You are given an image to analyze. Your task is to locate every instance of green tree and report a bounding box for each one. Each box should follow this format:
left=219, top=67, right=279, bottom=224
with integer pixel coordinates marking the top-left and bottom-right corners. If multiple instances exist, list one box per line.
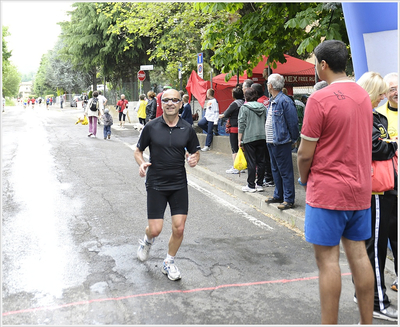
left=3, top=63, right=21, bottom=97
left=102, top=2, right=216, bottom=86
left=59, top=2, right=148, bottom=91
left=2, top=26, right=21, bottom=97
left=194, top=2, right=349, bottom=80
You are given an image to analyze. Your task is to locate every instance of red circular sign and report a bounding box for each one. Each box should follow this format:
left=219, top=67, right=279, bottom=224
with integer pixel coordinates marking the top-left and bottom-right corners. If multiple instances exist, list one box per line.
left=137, top=70, right=146, bottom=82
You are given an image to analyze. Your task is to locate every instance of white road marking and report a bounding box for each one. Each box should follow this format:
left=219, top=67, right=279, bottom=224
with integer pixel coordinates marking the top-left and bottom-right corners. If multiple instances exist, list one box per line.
left=188, top=180, right=274, bottom=231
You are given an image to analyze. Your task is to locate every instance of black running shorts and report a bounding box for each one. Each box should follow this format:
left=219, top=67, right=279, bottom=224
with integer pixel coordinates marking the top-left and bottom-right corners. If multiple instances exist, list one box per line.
left=147, top=186, right=188, bottom=219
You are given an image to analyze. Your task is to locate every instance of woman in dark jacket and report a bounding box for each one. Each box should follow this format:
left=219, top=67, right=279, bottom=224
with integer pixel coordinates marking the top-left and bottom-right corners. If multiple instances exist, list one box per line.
left=145, top=91, right=157, bottom=123
left=219, top=86, right=244, bottom=174
left=357, top=71, right=398, bottom=320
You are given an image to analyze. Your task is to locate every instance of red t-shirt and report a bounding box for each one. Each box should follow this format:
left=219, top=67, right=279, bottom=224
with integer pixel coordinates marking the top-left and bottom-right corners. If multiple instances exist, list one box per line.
left=301, top=81, right=372, bottom=210
left=117, top=99, right=128, bottom=112
left=156, top=92, right=163, bottom=117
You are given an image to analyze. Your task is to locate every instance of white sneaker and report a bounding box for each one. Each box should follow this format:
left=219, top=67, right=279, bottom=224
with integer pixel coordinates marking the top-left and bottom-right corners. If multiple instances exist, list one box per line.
left=161, top=261, right=181, bottom=281
left=201, top=146, right=210, bottom=152
left=242, top=185, right=256, bottom=193
left=256, top=185, right=264, bottom=192
left=226, top=167, right=239, bottom=174
left=137, top=239, right=152, bottom=262
left=373, top=306, right=398, bottom=322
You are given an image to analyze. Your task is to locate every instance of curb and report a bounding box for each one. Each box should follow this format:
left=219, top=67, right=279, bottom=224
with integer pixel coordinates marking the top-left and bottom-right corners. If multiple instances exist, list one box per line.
left=187, top=161, right=306, bottom=234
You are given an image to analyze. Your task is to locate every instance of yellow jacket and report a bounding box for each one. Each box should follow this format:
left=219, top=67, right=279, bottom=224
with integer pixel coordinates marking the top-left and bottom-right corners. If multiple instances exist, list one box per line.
left=137, top=100, right=147, bottom=119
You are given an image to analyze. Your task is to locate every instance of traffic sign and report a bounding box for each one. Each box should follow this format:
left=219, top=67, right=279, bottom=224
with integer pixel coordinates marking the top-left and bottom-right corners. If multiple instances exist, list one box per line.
left=137, top=70, right=146, bottom=82
left=197, top=64, right=203, bottom=79
left=140, top=65, right=154, bottom=70
left=197, top=53, right=203, bottom=64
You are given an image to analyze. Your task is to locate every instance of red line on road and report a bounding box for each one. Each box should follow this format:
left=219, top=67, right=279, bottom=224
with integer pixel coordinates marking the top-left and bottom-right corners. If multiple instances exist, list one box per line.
left=3, top=273, right=351, bottom=317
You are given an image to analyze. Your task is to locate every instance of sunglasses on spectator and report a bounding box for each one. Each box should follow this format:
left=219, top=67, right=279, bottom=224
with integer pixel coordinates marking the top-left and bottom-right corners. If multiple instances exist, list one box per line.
left=161, top=98, right=181, bottom=103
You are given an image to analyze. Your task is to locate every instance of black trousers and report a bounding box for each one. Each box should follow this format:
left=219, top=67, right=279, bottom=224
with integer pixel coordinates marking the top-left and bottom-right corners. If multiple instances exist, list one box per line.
left=365, top=194, right=398, bottom=311
left=243, top=139, right=266, bottom=188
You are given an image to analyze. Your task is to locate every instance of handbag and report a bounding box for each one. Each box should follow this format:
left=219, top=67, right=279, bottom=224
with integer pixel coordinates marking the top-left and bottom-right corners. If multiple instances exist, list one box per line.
left=123, top=108, right=128, bottom=115
left=371, top=152, right=397, bottom=192
left=234, top=147, right=247, bottom=171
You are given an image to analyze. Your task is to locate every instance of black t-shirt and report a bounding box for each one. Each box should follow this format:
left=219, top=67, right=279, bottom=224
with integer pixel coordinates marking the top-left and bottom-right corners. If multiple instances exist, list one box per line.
left=137, top=116, right=200, bottom=190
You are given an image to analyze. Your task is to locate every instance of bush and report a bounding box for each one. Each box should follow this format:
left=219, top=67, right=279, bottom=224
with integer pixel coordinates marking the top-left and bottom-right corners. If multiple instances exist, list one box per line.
left=5, top=98, right=16, bottom=106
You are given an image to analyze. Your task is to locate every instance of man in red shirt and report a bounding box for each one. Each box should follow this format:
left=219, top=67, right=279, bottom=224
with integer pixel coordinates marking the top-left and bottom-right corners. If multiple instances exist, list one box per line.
left=156, top=85, right=172, bottom=117
left=116, top=94, right=129, bottom=128
left=297, top=40, right=374, bottom=324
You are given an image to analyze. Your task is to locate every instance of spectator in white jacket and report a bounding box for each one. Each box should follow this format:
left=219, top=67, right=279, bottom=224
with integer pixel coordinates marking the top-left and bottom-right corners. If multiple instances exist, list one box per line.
left=198, top=88, right=219, bottom=151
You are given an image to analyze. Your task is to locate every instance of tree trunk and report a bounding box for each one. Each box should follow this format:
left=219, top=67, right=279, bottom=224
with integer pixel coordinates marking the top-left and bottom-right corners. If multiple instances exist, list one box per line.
left=91, top=68, right=97, bottom=92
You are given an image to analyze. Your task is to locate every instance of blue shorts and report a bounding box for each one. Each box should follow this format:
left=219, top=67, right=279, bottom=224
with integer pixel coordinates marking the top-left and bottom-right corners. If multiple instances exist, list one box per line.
left=304, top=204, right=371, bottom=246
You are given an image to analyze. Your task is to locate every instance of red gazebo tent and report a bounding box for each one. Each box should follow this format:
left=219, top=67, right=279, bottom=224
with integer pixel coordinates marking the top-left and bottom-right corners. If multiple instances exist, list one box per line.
left=186, top=54, right=316, bottom=113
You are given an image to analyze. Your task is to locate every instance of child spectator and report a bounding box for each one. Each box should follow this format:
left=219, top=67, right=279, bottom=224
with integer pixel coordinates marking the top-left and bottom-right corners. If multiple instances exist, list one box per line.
left=102, top=108, right=113, bottom=139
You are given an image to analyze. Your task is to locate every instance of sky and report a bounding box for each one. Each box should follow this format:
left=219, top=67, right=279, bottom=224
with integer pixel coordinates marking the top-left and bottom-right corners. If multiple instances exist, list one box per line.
left=1, top=1, right=74, bottom=75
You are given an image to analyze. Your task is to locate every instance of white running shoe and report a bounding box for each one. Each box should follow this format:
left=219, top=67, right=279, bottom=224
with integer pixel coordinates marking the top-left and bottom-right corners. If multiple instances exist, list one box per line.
left=226, top=167, right=239, bottom=174
left=161, top=261, right=181, bottom=281
left=137, top=239, right=152, bottom=262
left=373, top=306, right=398, bottom=322
left=256, top=185, right=264, bottom=192
left=242, top=185, right=256, bottom=193
left=201, top=146, right=210, bottom=152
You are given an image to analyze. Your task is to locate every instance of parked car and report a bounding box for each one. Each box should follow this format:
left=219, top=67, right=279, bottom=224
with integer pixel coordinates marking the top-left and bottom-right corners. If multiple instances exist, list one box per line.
left=70, top=96, right=81, bottom=107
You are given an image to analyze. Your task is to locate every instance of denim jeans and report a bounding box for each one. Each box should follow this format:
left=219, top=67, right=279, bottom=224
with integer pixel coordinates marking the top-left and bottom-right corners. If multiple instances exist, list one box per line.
left=198, top=117, right=214, bottom=147
left=103, top=125, right=111, bottom=138
left=267, top=142, right=295, bottom=203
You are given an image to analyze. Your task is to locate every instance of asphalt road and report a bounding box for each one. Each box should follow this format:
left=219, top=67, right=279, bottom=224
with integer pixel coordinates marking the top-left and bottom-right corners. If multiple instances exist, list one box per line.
left=2, top=105, right=397, bottom=325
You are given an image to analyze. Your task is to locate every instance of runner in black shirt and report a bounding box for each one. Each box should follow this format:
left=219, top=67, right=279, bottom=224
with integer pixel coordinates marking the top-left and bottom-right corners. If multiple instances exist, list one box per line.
left=134, top=88, right=200, bottom=281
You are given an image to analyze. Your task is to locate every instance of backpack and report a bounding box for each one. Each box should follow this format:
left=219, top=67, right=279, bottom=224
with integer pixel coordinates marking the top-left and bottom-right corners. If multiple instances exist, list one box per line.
left=90, top=97, right=99, bottom=111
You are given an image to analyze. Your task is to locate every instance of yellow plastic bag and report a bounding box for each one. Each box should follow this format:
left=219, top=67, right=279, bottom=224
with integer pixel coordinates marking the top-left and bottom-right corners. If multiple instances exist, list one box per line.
left=234, top=147, right=247, bottom=171
left=75, top=115, right=88, bottom=125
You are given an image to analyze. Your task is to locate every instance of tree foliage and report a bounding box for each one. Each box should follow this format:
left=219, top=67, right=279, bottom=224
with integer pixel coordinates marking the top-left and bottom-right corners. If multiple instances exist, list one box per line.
left=102, top=2, right=215, bottom=86
left=2, top=26, right=21, bottom=97
left=33, top=39, right=92, bottom=97
left=59, top=2, right=149, bottom=89
left=35, top=2, right=351, bottom=97
left=194, top=2, right=349, bottom=80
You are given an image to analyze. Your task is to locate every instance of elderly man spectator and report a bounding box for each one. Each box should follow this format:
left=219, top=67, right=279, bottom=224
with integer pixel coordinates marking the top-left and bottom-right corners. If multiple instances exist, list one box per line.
left=264, top=74, right=299, bottom=210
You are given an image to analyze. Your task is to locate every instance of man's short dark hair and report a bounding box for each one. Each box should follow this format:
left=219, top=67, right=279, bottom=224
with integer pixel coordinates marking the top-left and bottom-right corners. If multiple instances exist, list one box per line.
left=251, top=83, right=264, bottom=98
left=232, top=87, right=244, bottom=100
left=314, top=40, right=348, bottom=74
left=93, top=91, right=99, bottom=97
left=244, top=88, right=258, bottom=102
